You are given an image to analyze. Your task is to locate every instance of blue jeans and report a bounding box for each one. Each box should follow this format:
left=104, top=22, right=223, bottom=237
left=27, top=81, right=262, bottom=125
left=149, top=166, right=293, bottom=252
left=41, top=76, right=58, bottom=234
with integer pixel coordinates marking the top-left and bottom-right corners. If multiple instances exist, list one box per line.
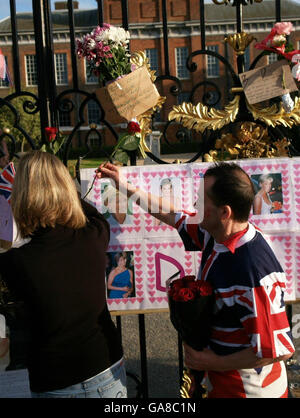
left=31, top=358, right=127, bottom=398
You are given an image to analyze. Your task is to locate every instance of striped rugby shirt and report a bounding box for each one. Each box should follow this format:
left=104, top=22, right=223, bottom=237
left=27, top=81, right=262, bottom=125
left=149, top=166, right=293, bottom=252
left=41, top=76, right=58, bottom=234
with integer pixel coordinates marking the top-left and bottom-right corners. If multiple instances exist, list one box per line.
left=175, top=212, right=295, bottom=398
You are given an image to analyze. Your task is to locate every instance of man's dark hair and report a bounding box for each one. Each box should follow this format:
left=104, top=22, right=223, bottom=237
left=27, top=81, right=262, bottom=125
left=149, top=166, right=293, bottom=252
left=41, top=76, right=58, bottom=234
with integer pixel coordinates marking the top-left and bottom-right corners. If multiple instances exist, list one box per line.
left=204, top=162, right=255, bottom=222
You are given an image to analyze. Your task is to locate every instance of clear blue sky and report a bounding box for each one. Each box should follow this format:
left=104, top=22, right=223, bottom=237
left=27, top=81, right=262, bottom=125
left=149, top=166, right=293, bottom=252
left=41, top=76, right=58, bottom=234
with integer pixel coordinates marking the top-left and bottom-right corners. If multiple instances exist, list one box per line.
left=0, top=0, right=300, bottom=22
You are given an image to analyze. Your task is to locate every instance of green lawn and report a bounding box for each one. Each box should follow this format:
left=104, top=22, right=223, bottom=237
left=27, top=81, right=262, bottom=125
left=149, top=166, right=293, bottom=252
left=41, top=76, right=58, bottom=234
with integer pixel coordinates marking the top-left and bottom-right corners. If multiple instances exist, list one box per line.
left=67, top=158, right=107, bottom=177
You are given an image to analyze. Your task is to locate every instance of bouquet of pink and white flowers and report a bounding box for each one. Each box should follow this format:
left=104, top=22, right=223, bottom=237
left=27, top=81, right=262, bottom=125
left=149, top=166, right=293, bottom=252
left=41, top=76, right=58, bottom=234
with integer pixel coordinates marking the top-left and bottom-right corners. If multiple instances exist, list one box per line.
left=76, top=24, right=132, bottom=85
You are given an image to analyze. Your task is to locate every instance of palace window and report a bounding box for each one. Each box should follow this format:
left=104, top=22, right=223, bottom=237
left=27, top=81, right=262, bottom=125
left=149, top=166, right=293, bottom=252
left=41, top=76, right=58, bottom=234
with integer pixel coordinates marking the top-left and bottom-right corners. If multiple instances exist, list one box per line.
left=88, top=100, right=101, bottom=125
left=175, top=47, right=189, bottom=79
left=206, top=45, right=219, bottom=78
left=25, top=55, right=38, bottom=86
left=58, top=110, right=71, bottom=127
left=55, top=53, right=68, bottom=85
left=85, top=59, right=98, bottom=84
left=268, top=53, right=278, bottom=65
left=145, top=48, right=159, bottom=75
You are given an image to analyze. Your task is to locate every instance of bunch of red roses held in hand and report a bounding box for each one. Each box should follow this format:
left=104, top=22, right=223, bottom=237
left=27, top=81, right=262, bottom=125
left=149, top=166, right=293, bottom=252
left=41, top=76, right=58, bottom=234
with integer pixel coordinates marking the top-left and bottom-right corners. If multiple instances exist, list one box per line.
left=168, top=276, right=213, bottom=302
left=167, top=275, right=214, bottom=398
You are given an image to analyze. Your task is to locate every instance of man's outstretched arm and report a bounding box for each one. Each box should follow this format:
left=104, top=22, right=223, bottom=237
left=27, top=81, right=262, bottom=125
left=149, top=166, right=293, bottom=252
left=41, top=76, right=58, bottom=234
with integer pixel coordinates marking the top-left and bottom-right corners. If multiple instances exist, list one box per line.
left=96, top=163, right=177, bottom=227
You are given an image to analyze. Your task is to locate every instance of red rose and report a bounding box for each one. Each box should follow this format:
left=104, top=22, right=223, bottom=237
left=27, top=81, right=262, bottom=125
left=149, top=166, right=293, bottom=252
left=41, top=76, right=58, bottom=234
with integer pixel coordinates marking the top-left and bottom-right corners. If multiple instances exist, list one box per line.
left=178, top=288, right=195, bottom=301
left=127, top=121, right=141, bottom=134
left=172, top=279, right=184, bottom=290
left=171, top=290, right=182, bottom=301
left=197, top=280, right=213, bottom=297
left=45, top=127, right=58, bottom=142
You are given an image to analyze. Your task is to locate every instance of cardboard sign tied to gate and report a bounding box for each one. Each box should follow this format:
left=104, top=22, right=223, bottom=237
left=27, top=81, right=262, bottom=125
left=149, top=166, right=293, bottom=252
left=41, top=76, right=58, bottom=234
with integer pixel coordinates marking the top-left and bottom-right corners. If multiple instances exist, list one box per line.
left=99, top=65, right=160, bottom=123
left=239, top=60, right=298, bottom=104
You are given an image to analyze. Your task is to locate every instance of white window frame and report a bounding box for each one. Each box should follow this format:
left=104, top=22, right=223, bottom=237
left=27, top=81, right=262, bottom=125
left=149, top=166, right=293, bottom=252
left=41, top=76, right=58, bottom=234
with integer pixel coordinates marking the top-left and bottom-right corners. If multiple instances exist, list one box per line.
left=87, top=100, right=101, bottom=125
left=55, top=53, right=68, bottom=86
left=58, top=109, right=71, bottom=127
left=25, top=54, right=38, bottom=86
left=145, top=48, right=159, bottom=75
left=268, top=53, right=278, bottom=65
left=206, top=45, right=219, bottom=78
left=175, top=47, right=189, bottom=80
left=85, top=59, right=98, bottom=84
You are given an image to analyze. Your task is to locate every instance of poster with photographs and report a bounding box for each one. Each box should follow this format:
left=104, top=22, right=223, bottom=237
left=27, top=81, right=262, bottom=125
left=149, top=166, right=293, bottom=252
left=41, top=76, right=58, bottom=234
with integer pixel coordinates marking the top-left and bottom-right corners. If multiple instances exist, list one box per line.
left=80, top=157, right=300, bottom=310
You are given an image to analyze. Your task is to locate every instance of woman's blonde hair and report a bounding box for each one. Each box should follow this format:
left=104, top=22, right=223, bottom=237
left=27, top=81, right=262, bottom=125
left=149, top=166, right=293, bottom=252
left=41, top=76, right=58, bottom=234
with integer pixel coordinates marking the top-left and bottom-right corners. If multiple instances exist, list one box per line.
left=11, top=150, right=87, bottom=237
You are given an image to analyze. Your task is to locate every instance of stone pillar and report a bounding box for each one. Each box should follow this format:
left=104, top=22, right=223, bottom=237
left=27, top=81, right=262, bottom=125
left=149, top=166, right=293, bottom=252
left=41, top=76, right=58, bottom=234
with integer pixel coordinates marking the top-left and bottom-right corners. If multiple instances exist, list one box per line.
left=143, top=131, right=162, bottom=165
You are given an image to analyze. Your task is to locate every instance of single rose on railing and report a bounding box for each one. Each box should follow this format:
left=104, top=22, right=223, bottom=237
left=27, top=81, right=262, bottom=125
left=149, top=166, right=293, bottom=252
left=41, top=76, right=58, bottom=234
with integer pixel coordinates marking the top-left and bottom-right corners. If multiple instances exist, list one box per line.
left=110, top=120, right=143, bottom=165
left=166, top=274, right=214, bottom=399
left=45, top=127, right=58, bottom=142
left=127, top=121, right=141, bottom=134
left=40, top=127, right=65, bottom=155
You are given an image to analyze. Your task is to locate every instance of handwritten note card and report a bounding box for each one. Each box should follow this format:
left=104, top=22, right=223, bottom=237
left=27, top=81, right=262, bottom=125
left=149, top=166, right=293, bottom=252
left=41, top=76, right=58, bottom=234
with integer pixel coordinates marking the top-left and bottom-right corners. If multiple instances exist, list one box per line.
left=239, top=60, right=298, bottom=104
left=99, top=65, right=160, bottom=122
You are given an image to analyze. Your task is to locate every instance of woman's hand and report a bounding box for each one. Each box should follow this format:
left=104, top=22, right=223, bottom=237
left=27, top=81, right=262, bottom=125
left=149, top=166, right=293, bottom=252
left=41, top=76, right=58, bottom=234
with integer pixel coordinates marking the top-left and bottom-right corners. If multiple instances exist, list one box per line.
left=96, top=163, right=123, bottom=189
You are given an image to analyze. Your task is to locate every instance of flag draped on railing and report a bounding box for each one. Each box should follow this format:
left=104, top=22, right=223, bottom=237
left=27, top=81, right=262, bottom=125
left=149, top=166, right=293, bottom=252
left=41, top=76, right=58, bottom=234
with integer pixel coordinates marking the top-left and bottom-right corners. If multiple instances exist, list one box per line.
left=0, top=162, right=15, bottom=203
left=0, top=48, right=12, bottom=85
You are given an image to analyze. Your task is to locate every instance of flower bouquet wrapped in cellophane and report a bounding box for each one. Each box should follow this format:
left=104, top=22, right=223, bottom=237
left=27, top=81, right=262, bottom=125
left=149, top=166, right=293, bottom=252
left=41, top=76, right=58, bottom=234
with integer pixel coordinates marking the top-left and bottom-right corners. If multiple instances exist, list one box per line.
left=166, top=274, right=214, bottom=398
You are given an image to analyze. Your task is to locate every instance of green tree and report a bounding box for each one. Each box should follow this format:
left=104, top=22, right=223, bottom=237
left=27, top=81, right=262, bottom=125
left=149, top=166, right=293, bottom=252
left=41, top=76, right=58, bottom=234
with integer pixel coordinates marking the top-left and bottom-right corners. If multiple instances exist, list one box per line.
left=0, top=90, right=41, bottom=152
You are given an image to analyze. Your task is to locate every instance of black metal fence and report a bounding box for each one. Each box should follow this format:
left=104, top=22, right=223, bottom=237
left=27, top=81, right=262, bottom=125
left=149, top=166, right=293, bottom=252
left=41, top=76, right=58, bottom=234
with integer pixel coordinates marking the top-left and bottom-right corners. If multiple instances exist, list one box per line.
left=0, top=0, right=297, bottom=398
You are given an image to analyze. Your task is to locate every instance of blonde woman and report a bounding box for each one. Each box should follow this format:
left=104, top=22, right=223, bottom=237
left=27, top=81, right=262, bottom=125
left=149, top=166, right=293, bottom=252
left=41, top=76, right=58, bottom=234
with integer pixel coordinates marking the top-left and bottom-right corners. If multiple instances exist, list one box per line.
left=253, top=174, right=273, bottom=215
left=0, top=151, right=126, bottom=398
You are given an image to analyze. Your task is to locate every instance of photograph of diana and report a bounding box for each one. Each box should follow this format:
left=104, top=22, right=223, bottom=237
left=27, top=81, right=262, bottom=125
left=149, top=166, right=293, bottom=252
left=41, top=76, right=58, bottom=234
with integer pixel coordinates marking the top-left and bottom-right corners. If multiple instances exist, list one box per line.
left=153, top=177, right=181, bottom=226
left=106, top=251, right=135, bottom=299
left=101, top=182, right=133, bottom=226
left=251, top=173, right=283, bottom=215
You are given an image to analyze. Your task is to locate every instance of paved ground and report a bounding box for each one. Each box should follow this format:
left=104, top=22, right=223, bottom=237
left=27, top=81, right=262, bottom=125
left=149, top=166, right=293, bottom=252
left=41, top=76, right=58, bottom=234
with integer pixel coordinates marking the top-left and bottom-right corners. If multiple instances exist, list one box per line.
left=113, top=311, right=181, bottom=398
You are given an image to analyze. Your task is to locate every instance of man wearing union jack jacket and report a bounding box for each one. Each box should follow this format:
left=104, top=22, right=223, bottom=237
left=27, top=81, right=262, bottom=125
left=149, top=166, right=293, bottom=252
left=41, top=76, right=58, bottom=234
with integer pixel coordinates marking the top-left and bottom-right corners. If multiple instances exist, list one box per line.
left=97, top=161, right=295, bottom=398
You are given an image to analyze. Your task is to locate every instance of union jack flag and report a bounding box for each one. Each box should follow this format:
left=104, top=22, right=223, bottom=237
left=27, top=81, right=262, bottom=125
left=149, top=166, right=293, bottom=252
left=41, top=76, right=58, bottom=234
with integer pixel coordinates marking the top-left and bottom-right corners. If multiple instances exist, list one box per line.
left=0, top=48, right=12, bottom=86
left=0, top=162, right=15, bottom=203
